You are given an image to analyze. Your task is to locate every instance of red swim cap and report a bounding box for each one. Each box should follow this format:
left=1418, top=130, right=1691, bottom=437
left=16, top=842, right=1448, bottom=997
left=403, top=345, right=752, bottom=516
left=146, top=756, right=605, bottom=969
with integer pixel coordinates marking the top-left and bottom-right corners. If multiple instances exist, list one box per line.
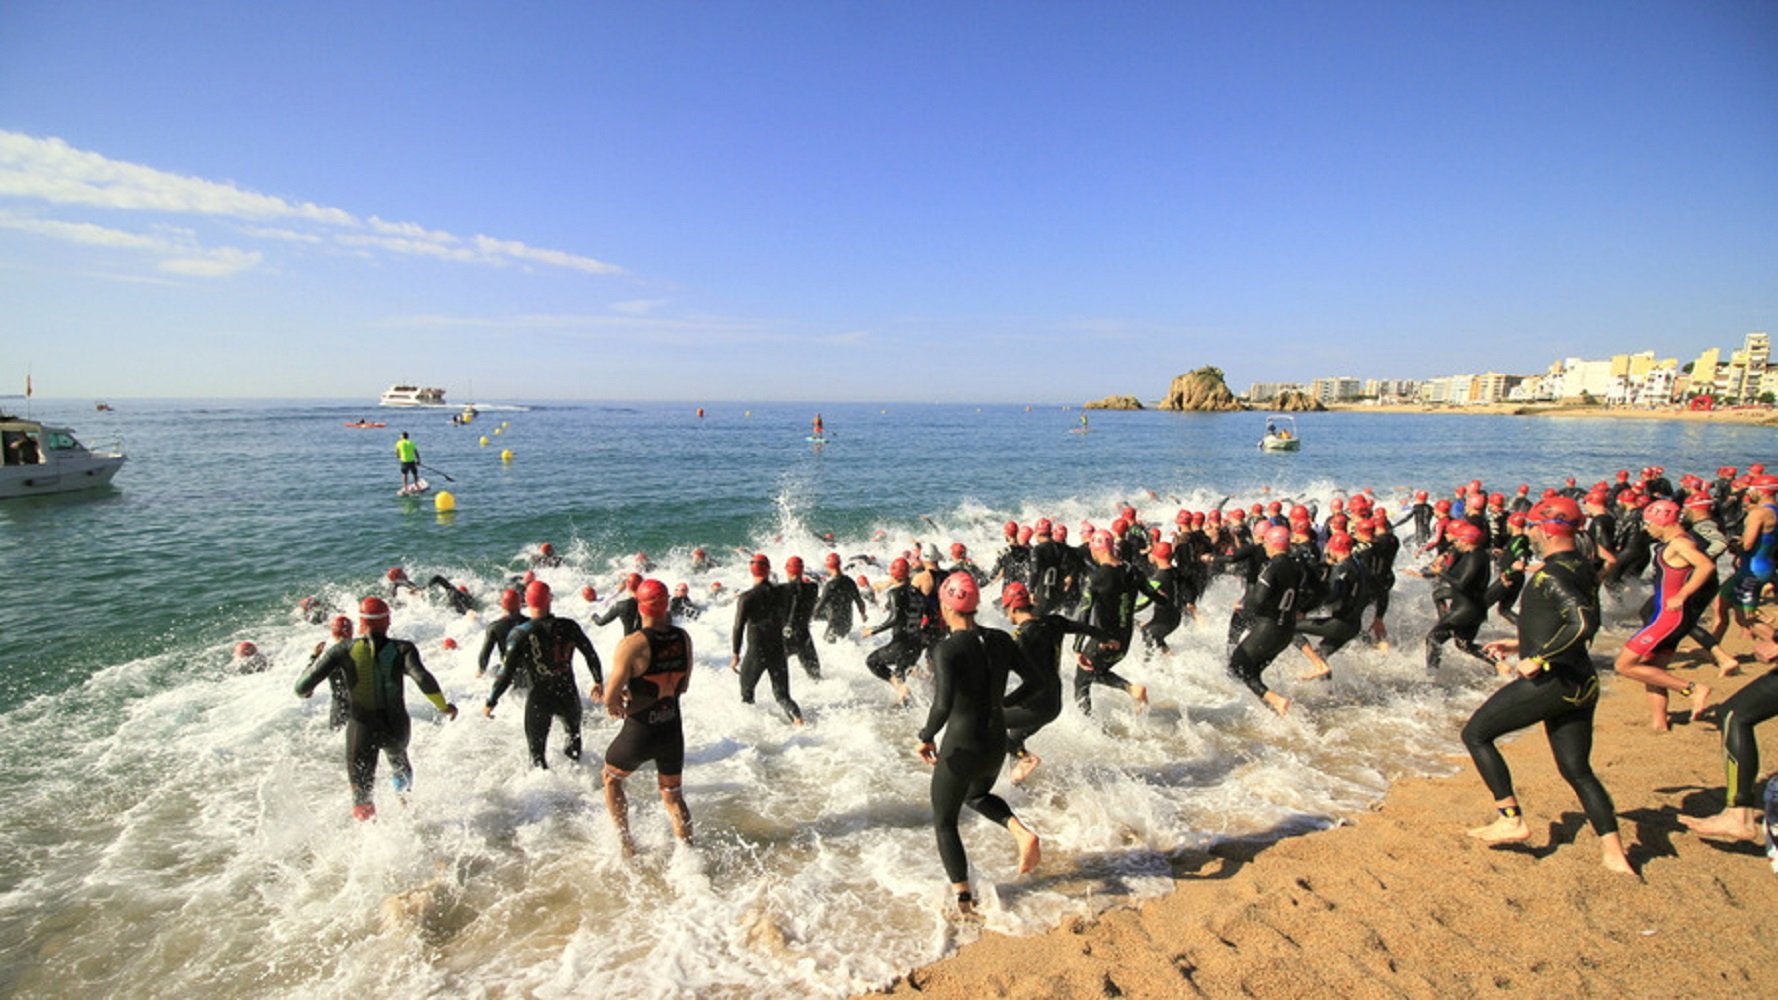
left=234, top=641, right=257, bottom=657
left=1089, top=530, right=1115, bottom=554
left=1414, top=490, right=1429, bottom=501
left=1507, top=512, right=1528, bottom=528
left=1000, top=581, right=1033, bottom=610
left=1352, top=519, right=1375, bottom=537
left=625, top=573, right=643, bottom=593
left=785, top=556, right=804, bottom=578
left=441, top=637, right=458, bottom=650
left=1434, top=499, right=1452, bottom=513
left=1262, top=525, right=1291, bottom=550
left=525, top=580, right=552, bottom=610
left=1120, top=505, right=1137, bottom=523
left=825, top=552, right=842, bottom=569
left=359, top=596, right=391, bottom=629
left=1528, top=497, right=1584, bottom=536
left=1151, top=542, right=1174, bottom=562
left=674, top=582, right=690, bottom=596
left=1684, top=493, right=1714, bottom=511
left=1449, top=522, right=1484, bottom=546
left=1052, top=524, right=1068, bottom=541
left=1326, top=532, right=1353, bottom=555
left=386, top=567, right=406, bottom=582
left=540, top=542, right=555, bottom=556
left=1003, top=520, right=1019, bottom=537
left=636, top=579, right=669, bottom=618
left=500, top=588, right=522, bottom=613
left=889, top=557, right=910, bottom=581
left=1330, top=497, right=1345, bottom=512
left=857, top=574, right=870, bottom=587
left=1111, top=517, right=1130, bottom=536
left=1018, top=526, right=1034, bottom=544
left=330, top=615, right=352, bottom=640
left=1644, top=500, right=1680, bottom=527
left=750, top=554, right=771, bottom=579
left=950, top=542, right=966, bottom=559
left=938, top=572, right=980, bottom=613
left=1034, top=518, right=1052, bottom=536
left=579, top=585, right=596, bottom=602
left=522, top=570, right=537, bottom=586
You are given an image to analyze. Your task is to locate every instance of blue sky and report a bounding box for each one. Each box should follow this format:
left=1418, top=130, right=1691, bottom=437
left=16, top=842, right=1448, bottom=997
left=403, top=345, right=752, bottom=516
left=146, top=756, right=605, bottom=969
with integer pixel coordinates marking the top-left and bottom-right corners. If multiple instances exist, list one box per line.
left=1, top=1, right=1774, bottom=402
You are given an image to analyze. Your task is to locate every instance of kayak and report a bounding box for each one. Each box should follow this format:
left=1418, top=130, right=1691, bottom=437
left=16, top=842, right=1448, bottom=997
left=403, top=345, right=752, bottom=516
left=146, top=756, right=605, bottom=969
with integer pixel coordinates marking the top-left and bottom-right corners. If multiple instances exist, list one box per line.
left=345, top=421, right=387, bottom=428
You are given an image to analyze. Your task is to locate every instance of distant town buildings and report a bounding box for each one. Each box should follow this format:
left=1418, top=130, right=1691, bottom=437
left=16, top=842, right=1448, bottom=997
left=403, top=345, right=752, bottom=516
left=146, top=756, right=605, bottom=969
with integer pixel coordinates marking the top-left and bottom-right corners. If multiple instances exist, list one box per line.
left=1248, top=331, right=1770, bottom=409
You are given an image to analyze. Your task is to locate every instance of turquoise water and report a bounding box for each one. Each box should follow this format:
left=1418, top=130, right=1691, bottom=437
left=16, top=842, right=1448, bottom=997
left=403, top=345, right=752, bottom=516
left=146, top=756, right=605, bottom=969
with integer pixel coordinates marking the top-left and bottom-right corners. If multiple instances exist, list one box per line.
left=0, top=399, right=1769, bottom=998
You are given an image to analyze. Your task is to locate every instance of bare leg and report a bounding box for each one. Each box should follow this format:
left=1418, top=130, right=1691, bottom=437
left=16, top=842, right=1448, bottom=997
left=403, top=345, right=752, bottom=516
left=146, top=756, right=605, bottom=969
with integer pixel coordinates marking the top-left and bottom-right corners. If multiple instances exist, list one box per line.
left=1262, top=690, right=1291, bottom=716
left=1297, top=642, right=1331, bottom=681
left=1129, top=683, right=1149, bottom=712
left=658, top=777, right=692, bottom=844
left=1008, top=816, right=1041, bottom=874
left=602, top=766, right=637, bottom=858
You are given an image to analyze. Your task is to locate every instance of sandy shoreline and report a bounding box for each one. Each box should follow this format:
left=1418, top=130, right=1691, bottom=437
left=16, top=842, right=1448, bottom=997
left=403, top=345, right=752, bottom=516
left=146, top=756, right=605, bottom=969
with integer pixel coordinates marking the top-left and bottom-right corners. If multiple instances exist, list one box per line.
left=867, top=639, right=1778, bottom=999
left=1323, top=401, right=1778, bottom=425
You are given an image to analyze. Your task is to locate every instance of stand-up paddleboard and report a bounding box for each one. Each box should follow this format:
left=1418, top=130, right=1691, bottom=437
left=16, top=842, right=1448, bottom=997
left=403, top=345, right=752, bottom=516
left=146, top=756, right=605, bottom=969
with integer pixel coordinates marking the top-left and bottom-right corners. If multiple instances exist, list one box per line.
left=396, top=478, right=430, bottom=497
left=805, top=436, right=828, bottom=444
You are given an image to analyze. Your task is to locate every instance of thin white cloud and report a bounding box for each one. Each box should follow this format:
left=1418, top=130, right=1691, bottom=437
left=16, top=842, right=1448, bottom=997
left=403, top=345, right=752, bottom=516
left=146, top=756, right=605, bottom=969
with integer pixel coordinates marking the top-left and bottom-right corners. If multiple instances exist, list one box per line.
left=0, top=129, right=626, bottom=279
left=0, top=211, right=261, bottom=278
left=158, top=247, right=262, bottom=278
left=612, top=299, right=669, bottom=316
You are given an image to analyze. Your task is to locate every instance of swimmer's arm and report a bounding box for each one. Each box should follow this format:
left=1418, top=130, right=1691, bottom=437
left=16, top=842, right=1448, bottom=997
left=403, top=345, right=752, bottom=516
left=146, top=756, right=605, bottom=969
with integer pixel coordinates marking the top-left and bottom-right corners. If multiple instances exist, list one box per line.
left=403, top=645, right=457, bottom=718
left=916, top=651, right=953, bottom=746
left=476, top=625, right=501, bottom=676
left=1001, top=634, right=1042, bottom=708
left=604, top=634, right=643, bottom=718
left=294, top=642, right=347, bottom=697
left=570, top=621, right=604, bottom=688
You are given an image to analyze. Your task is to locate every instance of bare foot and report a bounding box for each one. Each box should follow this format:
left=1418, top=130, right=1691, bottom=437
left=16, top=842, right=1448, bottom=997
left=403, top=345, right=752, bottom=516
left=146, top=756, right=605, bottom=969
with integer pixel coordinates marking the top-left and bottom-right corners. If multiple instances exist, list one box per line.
left=1298, top=665, right=1331, bottom=682
left=1262, top=691, right=1291, bottom=716
left=1754, top=637, right=1778, bottom=663
left=1467, top=814, right=1531, bottom=844
left=1602, top=851, right=1635, bottom=876
left=1679, top=812, right=1762, bottom=842
left=1690, top=684, right=1713, bottom=721
left=1375, top=640, right=1391, bottom=654
left=1010, top=753, right=1041, bottom=785
left=1129, top=684, right=1149, bottom=713
left=891, top=680, right=910, bottom=705
left=1714, top=650, right=1743, bottom=676
left=1010, top=820, right=1041, bottom=874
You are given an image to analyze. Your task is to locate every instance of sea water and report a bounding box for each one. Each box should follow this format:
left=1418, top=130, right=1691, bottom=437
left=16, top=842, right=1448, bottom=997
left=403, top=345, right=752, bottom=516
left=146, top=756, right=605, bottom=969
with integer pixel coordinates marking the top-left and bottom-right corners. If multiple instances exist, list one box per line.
left=0, top=400, right=1769, bottom=998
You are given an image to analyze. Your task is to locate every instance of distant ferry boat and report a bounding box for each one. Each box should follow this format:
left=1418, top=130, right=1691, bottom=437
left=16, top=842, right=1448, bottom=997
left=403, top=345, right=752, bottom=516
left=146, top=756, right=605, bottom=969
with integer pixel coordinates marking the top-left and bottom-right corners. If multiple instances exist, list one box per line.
left=378, top=384, right=447, bottom=407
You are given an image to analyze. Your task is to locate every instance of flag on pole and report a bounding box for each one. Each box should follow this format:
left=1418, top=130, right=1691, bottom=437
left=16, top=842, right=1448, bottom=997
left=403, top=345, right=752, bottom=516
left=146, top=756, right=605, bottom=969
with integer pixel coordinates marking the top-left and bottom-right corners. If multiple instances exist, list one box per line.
left=24, top=374, right=30, bottom=398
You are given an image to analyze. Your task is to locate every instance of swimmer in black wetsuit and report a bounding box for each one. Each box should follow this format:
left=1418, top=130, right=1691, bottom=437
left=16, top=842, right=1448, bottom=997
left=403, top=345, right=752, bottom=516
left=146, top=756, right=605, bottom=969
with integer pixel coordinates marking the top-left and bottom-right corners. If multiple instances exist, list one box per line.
left=729, top=554, right=804, bottom=725
left=385, top=566, right=423, bottom=600
left=668, top=582, right=701, bottom=621
left=1000, top=581, right=1114, bottom=784
left=1466, top=496, right=1633, bottom=874
left=1481, top=514, right=1533, bottom=626
left=1137, top=541, right=1187, bottom=654
left=914, top=574, right=1043, bottom=917
left=477, top=588, right=527, bottom=683
left=1226, top=525, right=1304, bottom=716
left=1073, top=529, right=1152, bottom=714
left=1415, top=521, right=1493, bottom=673
left=812, top=552, right=868, bottom=642
left=593, top=574, right=643, bottom=635
left=1294, top=532, right=1370, bottom=680
left=306, top=615, right=355, bottom=729
left=294, top=597, right=458, bottom=821
left=426, top=575, right=475, bottom=615
left=864, top=558, right=924, bottom=703
left=483, top=580, right=604, bottom=769
left=529, top=541, right=563, bottom=568
left=780, top=556, right=822, bottom=680
left=603, top=580, right=694, bottom=856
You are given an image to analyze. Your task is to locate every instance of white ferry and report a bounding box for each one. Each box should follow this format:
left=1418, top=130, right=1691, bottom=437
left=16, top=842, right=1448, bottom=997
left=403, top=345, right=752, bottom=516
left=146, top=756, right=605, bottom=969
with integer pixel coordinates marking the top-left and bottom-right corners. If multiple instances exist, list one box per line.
left=1, top=412, right=127, bottom=499
left=378, top=384, right=448, bottom=408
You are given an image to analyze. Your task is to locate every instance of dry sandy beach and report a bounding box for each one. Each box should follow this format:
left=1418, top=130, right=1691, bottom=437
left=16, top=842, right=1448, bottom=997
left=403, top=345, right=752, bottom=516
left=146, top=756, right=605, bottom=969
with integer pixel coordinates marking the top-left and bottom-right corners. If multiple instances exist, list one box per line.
left=1327, top=402, right=1778, bottom=426
left=869, top=637, right=1778, bottom=1000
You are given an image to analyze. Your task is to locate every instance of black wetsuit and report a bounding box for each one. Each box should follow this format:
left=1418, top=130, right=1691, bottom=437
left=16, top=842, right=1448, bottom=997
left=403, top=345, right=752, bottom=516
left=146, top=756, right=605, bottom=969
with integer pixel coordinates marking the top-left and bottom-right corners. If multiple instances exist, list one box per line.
left=304, top=642, right=351, bottom=729
left=426, top=575, right=474, bottom=614
left=1715, top=668, right=1778, bottom=809
left=593, top=597, right=642, bottom=636
left=990, top=543, right=1032, bottom=589
left=917, top=626, right=1040, bottom=884
left=1006, top=614, right=1110, bottom=757
left=669, top=595, right=702, bottom=621
left=1408, top=502, right=1434, bottom=546
left=732, top=581, right=802, bottom=723
left=489, top=614, right=602, bottom=769
left=1459, top=550, right=1618, bottom=837
left=1139, top=564, right=1188, bottom=652
left=1295, top=555, right=1371, bottom=659
left=1584, top=511, right=1618, bottom=574
left=477, top=610, right=527, bottom=686
left=1227, top=552, right=1304, bottom=700
left=295, top=635, right=450, bottom=807
left=812, top=573, right=867, bottom=642
left=1073, top=560, right=1154, bottom=713
left=865, top=582, right=926, bottom=683
left=1427, top=546, right=1491, bottom=670
left=1363, top=529, right=1401, bottom=624
left=1028, top=539, right=1068, bottom=615
left=1482, top=534, right=1533, bottom=625
left=781, top=576, right=822, bottom=679
left=605, top=625, right=691, bottom=777
left=1602, top=508, right=1650, bottom=588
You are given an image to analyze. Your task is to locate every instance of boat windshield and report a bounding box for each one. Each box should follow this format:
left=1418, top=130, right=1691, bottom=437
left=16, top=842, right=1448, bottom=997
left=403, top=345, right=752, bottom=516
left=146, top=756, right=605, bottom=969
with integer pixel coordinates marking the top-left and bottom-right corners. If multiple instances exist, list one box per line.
left=45, top=431, right=80, bottom=451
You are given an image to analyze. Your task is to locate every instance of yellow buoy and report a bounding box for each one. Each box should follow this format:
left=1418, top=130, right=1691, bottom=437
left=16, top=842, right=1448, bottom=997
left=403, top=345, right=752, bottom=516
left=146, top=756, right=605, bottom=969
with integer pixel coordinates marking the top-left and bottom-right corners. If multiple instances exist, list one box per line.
left=500, top=449, right=513, bottom=462
left=501, top=421, right=509, bottom=428
left=478, top=436, right=489, bottom=447
left=493, top=427, right=503, bottom=436
left=434, top=490, right=456, bottom=512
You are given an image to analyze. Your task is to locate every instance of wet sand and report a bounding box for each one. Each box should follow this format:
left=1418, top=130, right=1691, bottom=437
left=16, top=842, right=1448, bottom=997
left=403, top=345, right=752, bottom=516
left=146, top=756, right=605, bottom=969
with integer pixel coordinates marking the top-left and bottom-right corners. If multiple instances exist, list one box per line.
left=869, top=639, right=1778, bottom=999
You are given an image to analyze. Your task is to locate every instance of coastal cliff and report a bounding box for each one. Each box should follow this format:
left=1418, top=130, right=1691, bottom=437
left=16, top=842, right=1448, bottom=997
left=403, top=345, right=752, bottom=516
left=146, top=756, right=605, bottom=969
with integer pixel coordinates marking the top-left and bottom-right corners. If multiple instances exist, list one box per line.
left=1082, top=395, right=1145, bottom=411
left=1157, top=367, right=1244, bottom=412
left=1268, top=389, right=1327, bottom=412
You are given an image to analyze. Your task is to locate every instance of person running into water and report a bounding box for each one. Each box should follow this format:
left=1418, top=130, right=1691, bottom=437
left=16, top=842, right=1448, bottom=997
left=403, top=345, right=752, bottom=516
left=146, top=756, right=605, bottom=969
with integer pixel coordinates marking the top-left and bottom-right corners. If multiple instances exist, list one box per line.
left=603, top=580, right=694, bottom=856
left=730, top=554, right=805, bottom=725
left=1711, top=474, right=1778, bottom=649
left=1611, top=500, right=1715, bottom=731
left=294, top=596, right=458, bottom=821
left=1072, top=529, right=1152, bottom=715
left=864, top=557, right=925, bottom=703
left=305, top=615, right=355, bottom=729
left=812, top=552, right=868, bottom=642
left=593, top=573, right=644, bottom=635
left=1226, top=525, right=1304, bottom=716
left=1294, top=531, right=1370, bottom=681
left=476, top=588, right=527, bottom=683
left=781, top=556, right=822, bottom=679
left=914, top=574, right=1043, bottom=918
left=394, top=431, right=421, bottom=488
left=1000, top=581, right=1115, bottom=784
left=484, top=580, right=604, bottom=769
left=1415, top=521, right=1494, bottom=672
left=1467, top=497, right=1633, bottom=874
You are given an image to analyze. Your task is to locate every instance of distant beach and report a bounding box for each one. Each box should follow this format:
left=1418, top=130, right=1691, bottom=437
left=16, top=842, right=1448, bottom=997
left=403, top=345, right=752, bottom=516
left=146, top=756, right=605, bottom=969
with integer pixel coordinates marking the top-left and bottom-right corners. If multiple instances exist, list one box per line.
left=1327, top=401, right=1778, bottom=426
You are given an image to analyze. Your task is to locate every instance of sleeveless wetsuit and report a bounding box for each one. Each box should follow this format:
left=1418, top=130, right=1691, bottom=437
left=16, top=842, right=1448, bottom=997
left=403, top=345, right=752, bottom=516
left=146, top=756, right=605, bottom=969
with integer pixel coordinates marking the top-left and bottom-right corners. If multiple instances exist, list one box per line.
left=605, top=625, right=691, bottom=776
left=1625, top=539, right=1701, bottom=657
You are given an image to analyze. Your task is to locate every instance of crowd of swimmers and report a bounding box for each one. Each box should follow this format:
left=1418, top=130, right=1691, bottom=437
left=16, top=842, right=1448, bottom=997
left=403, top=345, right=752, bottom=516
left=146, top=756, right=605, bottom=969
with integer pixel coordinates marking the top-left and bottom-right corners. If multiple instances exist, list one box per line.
left=275, top=462, right=1778, bottom=911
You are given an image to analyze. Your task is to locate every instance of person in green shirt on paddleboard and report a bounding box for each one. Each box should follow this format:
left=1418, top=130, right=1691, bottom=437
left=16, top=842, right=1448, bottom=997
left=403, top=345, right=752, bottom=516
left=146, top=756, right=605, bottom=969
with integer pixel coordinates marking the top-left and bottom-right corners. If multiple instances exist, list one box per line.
left=395, top=431, right=420, bottom=487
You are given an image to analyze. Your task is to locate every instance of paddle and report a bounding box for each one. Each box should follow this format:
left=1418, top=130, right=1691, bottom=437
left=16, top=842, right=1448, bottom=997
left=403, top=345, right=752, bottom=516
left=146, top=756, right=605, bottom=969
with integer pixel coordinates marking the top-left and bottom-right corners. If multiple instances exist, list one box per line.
left=420, top=463, right=455, bottom=483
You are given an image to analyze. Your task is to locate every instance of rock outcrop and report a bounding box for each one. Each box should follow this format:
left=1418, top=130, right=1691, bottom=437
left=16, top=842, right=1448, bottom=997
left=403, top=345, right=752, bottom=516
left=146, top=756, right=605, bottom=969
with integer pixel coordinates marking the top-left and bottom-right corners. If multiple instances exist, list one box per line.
left=1082, top=395, right=1145, bottom=411
left=1268, top=390, right=1326, bottom=412
left=1158, top=367, right=1244, bottom=412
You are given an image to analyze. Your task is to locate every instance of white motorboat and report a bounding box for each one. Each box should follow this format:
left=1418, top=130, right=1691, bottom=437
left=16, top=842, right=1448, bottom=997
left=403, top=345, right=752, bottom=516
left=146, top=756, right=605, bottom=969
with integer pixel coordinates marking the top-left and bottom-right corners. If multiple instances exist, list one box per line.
left=1260, top=415, right=1301, bottom=452
left=0, top=412, right=126, bottom=499
left=379, top=384, right=448, bottom=407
